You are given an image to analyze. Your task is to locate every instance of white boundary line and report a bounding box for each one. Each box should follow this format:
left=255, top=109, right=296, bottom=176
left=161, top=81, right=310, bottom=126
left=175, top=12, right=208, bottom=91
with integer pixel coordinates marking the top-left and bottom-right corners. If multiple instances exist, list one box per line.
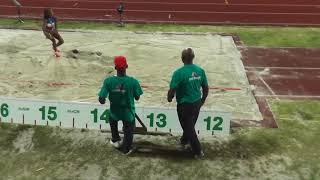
left=241, top=46, right=320, bottom=49
left=256, top=73, right=277, bottom=97
left=245, top=66, right=320, bottom=70
left=26, top=0, right=320, bottom=7
left=2, top=5, right=320, bottom=15
left=1, top=15, right=319, bottom=27
left=256, top=94, right=320, bottom=98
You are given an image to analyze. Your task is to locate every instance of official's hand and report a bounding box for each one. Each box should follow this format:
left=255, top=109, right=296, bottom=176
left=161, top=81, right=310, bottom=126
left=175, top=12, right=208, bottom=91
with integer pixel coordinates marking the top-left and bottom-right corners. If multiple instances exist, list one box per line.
left=167, top=89, right=175, bottom=103
left=200, top=99, right=205, bottom=107
left=99, top=97, right=106, bottom=104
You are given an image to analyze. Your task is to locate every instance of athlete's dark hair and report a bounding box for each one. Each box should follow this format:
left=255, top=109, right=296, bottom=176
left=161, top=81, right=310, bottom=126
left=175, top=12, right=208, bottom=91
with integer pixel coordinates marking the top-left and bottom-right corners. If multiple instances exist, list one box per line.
left=43, top=8, right=52, bottom=19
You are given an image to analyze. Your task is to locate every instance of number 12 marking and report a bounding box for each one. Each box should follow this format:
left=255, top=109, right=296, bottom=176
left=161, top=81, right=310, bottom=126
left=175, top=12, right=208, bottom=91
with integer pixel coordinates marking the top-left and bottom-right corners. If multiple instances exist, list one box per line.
left=204, top=116, right=223, bottom=131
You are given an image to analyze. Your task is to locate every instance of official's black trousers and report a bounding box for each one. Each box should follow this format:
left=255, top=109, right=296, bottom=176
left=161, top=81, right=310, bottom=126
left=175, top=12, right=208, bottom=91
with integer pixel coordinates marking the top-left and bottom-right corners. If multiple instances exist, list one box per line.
left=177, top=100, right=202, bottom=155
left=109, top=118, right=135, bottom=153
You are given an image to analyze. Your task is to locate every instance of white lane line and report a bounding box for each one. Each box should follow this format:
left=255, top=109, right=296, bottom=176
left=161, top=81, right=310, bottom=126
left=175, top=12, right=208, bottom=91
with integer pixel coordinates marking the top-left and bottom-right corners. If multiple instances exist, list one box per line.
left=257, top=73, right=277, bottom=97
left=245, top=66, right=320, bottom=70
left=256, top=94, right=320, bottom=98
left=1, top=16, right=318, bottom=27
left=2, top=5, right=320, bottom=15
left=57, top=0, right=320, bottom=7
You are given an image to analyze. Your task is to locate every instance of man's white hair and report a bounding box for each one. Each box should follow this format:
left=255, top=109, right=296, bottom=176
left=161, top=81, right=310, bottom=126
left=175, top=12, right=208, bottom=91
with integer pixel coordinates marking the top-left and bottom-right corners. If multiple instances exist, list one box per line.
left=182, top=47, right=195, bottom=61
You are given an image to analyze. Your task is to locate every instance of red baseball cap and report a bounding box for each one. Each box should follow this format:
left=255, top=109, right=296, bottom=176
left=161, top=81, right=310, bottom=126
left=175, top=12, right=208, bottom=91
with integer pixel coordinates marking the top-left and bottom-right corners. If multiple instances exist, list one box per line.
left=114, top=56, right=128, bottom=70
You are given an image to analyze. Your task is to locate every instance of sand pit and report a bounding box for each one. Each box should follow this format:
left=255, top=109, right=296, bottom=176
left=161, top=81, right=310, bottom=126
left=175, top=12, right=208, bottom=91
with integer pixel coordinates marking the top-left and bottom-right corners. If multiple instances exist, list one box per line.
left=0, top=29, right=262, bottom=121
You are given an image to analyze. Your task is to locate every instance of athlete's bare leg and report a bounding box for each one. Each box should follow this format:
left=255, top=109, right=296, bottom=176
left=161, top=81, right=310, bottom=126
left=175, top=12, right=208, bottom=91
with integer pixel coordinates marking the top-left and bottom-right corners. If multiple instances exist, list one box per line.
left=52, top=30, right=64, bottom=49
left=43, top=31, right=58, bottom=51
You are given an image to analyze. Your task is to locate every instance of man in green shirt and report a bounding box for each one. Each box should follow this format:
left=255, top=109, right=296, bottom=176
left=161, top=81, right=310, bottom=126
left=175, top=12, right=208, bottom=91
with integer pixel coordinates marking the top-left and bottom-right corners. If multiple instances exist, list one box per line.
left=167, top=48, right=209, bottom=159
left=99, top=56, right=143, bottom=155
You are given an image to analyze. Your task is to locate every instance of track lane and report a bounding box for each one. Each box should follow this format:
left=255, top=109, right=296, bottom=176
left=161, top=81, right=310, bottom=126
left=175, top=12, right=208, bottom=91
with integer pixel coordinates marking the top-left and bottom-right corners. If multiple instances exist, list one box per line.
left=1, top=0, right=320, bottom=25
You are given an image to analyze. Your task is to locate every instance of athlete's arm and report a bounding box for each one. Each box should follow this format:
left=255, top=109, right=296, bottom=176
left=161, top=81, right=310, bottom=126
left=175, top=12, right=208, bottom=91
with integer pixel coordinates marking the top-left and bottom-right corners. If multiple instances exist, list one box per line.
left=54, top=17, right=58, bottom=30
left=167, top=88, right=176, bottom=102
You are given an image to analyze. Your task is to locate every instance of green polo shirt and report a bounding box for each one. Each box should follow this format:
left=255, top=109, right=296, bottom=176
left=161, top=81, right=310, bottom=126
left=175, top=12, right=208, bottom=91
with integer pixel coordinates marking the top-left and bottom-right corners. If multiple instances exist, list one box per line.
left=99, top=75, right=143, bottom=122
left=170, top=64, right=208, bottom=104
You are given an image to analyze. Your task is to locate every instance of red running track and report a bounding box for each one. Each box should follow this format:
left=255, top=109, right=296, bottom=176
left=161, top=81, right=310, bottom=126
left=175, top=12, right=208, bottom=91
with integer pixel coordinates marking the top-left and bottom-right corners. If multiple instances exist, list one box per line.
left=1, top=0, right=320, bottom=25
left=239, top=47, right=320, bottom=128
left=242, top=47, right=320, bottom=99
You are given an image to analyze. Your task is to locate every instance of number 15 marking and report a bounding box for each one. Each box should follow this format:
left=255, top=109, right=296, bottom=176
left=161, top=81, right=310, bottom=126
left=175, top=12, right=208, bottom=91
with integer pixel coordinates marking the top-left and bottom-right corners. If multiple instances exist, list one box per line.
left=39, top=106, right=57, bottom=121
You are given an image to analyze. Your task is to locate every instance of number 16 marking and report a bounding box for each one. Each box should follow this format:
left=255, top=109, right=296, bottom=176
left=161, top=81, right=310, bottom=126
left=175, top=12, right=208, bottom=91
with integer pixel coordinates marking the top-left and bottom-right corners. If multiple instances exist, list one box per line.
left=0, top=103, right=9, bottom=117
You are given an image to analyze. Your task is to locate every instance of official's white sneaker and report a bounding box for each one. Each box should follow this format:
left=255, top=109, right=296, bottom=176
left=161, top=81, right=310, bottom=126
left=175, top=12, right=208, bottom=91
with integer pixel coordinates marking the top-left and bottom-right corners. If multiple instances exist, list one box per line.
left=123, top=147, right=136, bottom=156
left=109, top=139, right=122, bottom=149
left=182, top=143, right=192, bottom=151
left=194, top=151, right=205, bottom=160
left=177, top=140, right=192, bottom=151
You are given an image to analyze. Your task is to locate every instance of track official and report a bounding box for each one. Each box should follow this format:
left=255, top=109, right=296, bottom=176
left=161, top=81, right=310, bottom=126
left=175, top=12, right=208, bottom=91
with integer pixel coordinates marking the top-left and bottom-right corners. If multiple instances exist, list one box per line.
left=98, top=56, right=143, bottom=155
left=167, top=48, right=209, bottom=159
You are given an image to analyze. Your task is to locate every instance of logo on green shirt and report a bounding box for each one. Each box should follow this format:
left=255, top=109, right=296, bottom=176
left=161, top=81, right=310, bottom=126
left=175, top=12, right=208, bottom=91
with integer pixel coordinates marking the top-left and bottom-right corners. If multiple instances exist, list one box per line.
left=98, top=76, right=143, bottom=122
left=170, top=64, right=208, bottom=104
left=113, top=84, right=126, bottom=93
left=189, top=72, right=201, bottom=81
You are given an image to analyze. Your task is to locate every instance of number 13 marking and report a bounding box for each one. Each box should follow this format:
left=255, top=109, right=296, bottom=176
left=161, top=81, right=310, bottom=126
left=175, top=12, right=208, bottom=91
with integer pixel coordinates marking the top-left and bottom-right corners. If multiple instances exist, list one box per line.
left=147, top=113, right=167, bottom=128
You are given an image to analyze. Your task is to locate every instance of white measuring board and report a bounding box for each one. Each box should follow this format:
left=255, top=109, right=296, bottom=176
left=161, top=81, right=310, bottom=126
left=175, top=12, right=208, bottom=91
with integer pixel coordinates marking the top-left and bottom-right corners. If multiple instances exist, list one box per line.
left=0, top=96, right=231, bottom=136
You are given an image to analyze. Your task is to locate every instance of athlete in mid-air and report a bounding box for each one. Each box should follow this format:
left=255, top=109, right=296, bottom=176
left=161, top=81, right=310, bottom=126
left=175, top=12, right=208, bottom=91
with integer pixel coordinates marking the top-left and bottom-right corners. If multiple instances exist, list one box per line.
left=42, top=8, right=64, bottom=57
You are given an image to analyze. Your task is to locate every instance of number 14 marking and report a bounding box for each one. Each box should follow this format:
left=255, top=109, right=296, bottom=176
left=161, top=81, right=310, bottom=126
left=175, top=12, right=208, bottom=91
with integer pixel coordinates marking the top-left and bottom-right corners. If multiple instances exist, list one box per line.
left=90, top=109, right=109, bottom=123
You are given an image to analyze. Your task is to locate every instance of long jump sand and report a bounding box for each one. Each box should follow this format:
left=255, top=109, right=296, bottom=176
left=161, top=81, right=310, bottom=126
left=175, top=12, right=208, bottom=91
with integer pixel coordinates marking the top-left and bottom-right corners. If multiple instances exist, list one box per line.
left=0, top=29, right=262, bottom=121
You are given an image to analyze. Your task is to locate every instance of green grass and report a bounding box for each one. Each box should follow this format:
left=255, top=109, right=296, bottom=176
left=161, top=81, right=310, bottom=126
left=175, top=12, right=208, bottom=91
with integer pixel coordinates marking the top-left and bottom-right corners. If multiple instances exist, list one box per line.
left=1, top=18, right=320, bottom=47
left=0, top=100, right=319, bottom=179
left=269, top=100, right=320, bottom=179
